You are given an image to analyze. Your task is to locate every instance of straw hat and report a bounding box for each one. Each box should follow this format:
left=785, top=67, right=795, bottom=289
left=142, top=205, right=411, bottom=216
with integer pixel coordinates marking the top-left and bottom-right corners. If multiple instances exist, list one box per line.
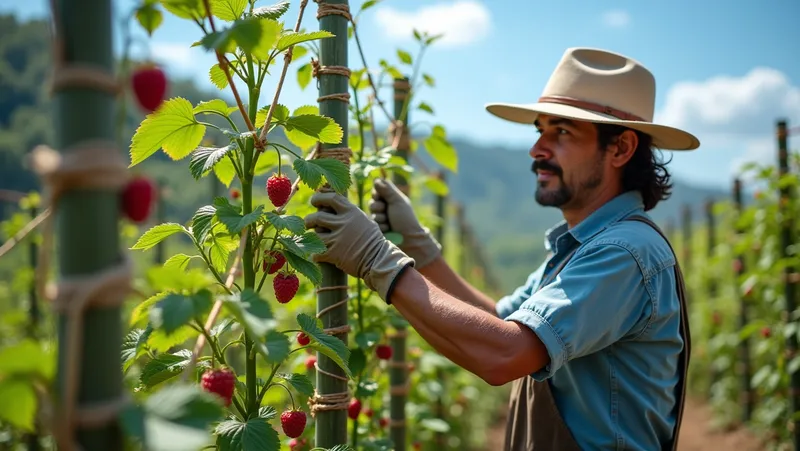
left=485, top=47, right=700, bottom=151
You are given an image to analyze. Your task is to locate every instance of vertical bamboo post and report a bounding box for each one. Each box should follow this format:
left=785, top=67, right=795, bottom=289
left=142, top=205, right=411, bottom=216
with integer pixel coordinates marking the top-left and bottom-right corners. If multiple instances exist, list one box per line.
left=733, top=178, right=754, bottom=421
left=777, top=119, right=800, bottom=448
left=314, top=0, right=351, bottom=447
left=48, top=0, right=126, bottom=449
left=26, top=202, right=41, bottom=451
left=388, top=75, right=411, bottom=451
left=433, top=170, right=446, bottom=448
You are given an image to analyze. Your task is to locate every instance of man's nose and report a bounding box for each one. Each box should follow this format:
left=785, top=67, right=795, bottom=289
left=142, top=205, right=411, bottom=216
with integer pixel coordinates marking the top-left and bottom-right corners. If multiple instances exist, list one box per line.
left=529, top=137, right=552, bottom=160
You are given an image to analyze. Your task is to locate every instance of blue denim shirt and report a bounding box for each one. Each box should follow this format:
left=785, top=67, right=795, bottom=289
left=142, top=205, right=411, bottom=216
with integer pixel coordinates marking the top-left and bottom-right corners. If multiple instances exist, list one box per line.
left=496, top=191, right=684, bottom=451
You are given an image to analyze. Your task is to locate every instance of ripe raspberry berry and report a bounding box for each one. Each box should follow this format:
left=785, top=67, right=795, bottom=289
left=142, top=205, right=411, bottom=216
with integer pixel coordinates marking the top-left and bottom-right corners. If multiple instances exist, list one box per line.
left=201, top=367, right=235, bottom=406
left=121, top=175, right=156, bottom=223
left=267, top=174, right=292, bottom=208
left=761, top=326, right=771, bottom=338
left=348, top=398, right=361, bottom=420
left=364, top=408, right=374, bottom=418
left=297, top=332, right=310, bottom=346
left=280, top=409, right=307, bottom=438
left=263, top=250, right=286, bottom=274
left=375, top=344, right=392, bottom=360
left=131, top=63, right=167, bottom=112
left=230, top=188, right=240, bottom=199
left=379, top=417, right=388, bottom=428
left=305, top=356, right=317, bottom=370
left=274, top=272, right=299, bottom=303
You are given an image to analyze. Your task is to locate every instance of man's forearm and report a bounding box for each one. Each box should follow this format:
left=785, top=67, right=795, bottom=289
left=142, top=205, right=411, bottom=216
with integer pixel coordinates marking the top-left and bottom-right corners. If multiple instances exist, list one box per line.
left=388, top=265, right=548, bottom=386
left=416, top=255, right=499, bottom=315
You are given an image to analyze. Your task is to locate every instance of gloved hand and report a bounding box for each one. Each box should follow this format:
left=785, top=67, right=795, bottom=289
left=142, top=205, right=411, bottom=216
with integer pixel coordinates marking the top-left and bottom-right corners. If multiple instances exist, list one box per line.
left=368, top=178, right=442, bottom=269
left=304, top=191, right=415, bottom=302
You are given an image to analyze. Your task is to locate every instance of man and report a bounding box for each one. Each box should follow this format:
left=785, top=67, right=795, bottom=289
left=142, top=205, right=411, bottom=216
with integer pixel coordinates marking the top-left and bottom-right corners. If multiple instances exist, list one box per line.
left=304, top=47, right=700, bottom=450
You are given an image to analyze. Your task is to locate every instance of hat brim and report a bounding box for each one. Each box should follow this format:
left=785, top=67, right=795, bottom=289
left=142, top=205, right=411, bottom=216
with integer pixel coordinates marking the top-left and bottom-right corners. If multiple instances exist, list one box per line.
left=485, top=102, right=700, bottom=151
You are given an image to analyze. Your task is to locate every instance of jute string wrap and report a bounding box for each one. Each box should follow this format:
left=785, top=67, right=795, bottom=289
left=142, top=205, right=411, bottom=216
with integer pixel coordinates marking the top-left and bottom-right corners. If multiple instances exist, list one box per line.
left=28, top=142, right=133, bottom=451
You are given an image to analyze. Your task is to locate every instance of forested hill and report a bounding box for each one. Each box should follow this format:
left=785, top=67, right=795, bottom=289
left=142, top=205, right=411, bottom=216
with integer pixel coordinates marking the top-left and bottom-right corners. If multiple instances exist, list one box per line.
left=1, top=14, right=730, bottom=293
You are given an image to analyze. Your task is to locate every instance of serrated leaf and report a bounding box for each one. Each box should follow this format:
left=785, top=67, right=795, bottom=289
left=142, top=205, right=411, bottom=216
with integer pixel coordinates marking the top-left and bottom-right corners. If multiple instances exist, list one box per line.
left=209, top=233, right=239, bottom=273
left=122, top=328, right=150, bottom=372
left=283, top=114, right=343, bottom=145
left=214, top=156, right=237, bottom=187
left=163, top=253, right=195, bottom=271
left=396, top=49, right=412, bottom=65
left=130, top=292, right=168, bottom=327
left=191, top=205, right=217, bottom=244
left=139, top=349, right=201, bottom=388
left=283, top=252, right=322, bottom=286
left=131, top=223, right=186, bottom=250
left=147, top=325, right=199, bottom=353
left=209, top=64, right=229, bottom=89
left=215, top=416, right=280, bottom=451
left=277, top=30, right=334, bottom=51
left=223, top=289, right=277, bottom=337
left=278, top=232, right=326, bottom=257
left=190, top=144, right=236, bottom=179
left=0, top=380, right=36, bottom=431
left=293, top=158, right=351, bottom=194
left=255, top=104, right=289, bottom=128
left=424, top=176, right=448, bottom=196
left=277, top=373, right=314, bottom=397
left=423, top=133, right=457, bottom=173
left=130, top=97, right=207, bottom=166
left=0, top=339, right=54, bottom=380
left=200, top=17, right=281, bottom=60
left=252, top=1, right=290, bottom=19
left=149, top=290, right=213, bottom=335
left=297, top=63, right=312, bottom=90
left=160, top=0, right=208, bottom=20
left=136, top=3, right=163, bottom=36
left=264, top=212, right=306, bottom=234
left=210, top=0, right=247, bottom=21
left=259, top=330, right=290, bottom=363
left=297, top=313, right=351, bottom=378
left=193, top=99, right=234, bottom=117
left=214, top=198, right=264, bottom=234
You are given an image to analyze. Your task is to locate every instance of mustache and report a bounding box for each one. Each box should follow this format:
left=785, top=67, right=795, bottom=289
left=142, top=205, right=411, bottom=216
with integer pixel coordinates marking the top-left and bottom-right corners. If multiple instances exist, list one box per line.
left=531, top=160, right=562, bottom=175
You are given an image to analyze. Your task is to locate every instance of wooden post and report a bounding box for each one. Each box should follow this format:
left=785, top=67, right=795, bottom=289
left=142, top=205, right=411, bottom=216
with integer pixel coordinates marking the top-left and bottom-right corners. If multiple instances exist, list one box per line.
left=733, top=178, right=754, bottom=421
left=314, top=0, right=351, bottom=447
left=433, top=170, right=446, bottom=448
left=777, top=119, right=800, bottom=448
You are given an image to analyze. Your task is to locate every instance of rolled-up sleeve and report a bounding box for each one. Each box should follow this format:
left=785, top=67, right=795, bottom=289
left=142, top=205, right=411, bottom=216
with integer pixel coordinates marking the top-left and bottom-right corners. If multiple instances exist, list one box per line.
left=495, top=263, right=546, bottom=319
left=503, top=242, right=651, bottom=380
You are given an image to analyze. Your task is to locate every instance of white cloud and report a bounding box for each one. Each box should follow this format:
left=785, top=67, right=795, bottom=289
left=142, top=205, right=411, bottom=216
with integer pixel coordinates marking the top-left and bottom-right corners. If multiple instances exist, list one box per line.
left=374, top=1, right=491, bottom=48
left=601, top=10, right=630, bottom=28
left=150, top=42, right=196, bottom=69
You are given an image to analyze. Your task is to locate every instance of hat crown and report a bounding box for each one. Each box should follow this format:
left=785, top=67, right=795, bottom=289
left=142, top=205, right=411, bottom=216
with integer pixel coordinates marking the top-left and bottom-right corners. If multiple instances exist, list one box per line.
left=540, top=48, right=656, bottom=122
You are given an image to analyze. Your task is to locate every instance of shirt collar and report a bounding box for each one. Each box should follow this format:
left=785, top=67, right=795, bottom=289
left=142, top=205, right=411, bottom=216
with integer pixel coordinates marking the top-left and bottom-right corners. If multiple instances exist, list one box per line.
left=544, top=190, right=645, bottom=251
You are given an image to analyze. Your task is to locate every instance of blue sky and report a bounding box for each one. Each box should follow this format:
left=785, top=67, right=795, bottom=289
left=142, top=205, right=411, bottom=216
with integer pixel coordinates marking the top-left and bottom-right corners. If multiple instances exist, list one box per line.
left=4, top=0, right=799, bottom=189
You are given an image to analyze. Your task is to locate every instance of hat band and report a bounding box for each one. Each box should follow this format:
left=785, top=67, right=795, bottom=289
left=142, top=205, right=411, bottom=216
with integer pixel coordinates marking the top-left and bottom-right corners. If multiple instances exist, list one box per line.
left=538, top=95, right=646, bottom=122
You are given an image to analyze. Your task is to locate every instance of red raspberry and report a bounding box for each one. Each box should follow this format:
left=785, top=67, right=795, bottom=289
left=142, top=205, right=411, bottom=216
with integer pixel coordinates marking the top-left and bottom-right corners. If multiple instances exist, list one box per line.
left=348, top=398, right=361, bottom=420
left=364, top=408, right=374, bottom=418
left=201, top=367, right=235, bottom=406
left=761, top=327, right=771, bottom=338
left=280, top=409, right=307, bottom=438
left=121, top=175, right=156, bottom=223
left=379, top=417, right=388, bottom=428
left=375, top=344, right=392, bottom=360
left=267, top=174, right=292, bottom=207
left=131, top=64, right=167, bottom=112
left=305, top=356, right=317, bottom=370
left=288, top=438, right=299, bottom=450
left=297, top=332, right=310, bottom=346
left=274, top=272, right=299, bottom=303
left=263, top=250, right=286, bottom=274
left=230, top=188, right=240, bottom=199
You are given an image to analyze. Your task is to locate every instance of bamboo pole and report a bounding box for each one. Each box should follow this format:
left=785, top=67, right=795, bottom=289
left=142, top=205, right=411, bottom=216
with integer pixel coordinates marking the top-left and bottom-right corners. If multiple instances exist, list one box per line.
left=26, top=202, right=41, bottom=451
left=777, top=119, right=800, bottom=448
left=733, top=178, right=754, bottom=422
left=433, top=170, right=446, bottom=448
left=388, top=75, right=411, bottom=451
left=313, top=0, right=352, bottom=447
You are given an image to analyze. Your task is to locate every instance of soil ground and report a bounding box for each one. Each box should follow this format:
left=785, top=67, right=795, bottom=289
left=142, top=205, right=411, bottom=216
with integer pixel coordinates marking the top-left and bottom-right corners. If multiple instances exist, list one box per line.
left=481, top=395, right=766, bottom=450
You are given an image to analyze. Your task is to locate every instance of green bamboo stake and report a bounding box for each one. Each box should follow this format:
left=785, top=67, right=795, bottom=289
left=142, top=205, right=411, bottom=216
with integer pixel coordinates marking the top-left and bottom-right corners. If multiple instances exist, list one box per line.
left=733, top=178, right=754, bottom=422
left=314, top=0, right=351, bottom=447
left=389, top=76, right=411, bottom=451
left=46, top=0, right=126, bottom=450
left=433, top=170, right=446, bottom=448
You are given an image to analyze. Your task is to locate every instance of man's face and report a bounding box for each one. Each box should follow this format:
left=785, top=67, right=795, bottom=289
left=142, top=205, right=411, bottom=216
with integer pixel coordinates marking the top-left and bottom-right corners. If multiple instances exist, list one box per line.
left=529, top=114, right=606, bottom=208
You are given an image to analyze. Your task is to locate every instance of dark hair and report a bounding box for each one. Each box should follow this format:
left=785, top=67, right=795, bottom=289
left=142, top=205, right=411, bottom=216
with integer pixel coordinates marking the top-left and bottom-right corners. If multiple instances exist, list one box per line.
left=595, top=123, right=673, bottom=211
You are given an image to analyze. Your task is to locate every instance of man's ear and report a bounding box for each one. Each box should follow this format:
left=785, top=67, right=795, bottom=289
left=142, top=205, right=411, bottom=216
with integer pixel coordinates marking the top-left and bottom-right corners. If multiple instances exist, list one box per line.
left=609, top=130, right=638, bottom=168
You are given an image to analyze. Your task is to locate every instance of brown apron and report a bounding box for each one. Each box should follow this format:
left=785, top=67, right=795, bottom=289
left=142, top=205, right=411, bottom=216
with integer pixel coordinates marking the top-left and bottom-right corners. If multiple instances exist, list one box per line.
left=503, top=215, right=691, bottom=451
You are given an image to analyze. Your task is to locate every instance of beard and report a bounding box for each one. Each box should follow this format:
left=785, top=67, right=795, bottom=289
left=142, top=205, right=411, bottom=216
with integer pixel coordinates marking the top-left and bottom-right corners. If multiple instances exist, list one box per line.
left=531, top=159, right=604, bottom=207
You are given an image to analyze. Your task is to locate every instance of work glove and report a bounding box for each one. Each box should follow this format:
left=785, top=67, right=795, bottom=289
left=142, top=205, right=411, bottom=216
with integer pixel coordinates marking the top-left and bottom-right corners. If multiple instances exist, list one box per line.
left=368, top=178, right=442, bottom=269
left=304, top=191, right=415, bottom=302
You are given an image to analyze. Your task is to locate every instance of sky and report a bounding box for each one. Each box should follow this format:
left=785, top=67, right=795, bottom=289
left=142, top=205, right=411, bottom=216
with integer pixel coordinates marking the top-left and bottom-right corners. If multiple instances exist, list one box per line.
left=4, top=0, right=799, bottom=190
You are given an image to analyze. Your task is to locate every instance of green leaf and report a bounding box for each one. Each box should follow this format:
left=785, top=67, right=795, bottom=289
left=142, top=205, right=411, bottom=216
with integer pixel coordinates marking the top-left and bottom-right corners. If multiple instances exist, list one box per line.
left=277, top=30, right=334, bottom=51
left=223, top=289, right=277, bottom=337
left=420, top=418, right=450, bottom=433
left=252, top=1, right=290, bottom=19
left=255, top=104, right=289, bottom=128
left=417, top=102, right=434, bottom=114
left=189, top=144, right=236, bottom=179
left=396, top=49, right=412, bottom=65
left=0, top=380, right=36, bottom=431
left=136, top=3, right=164, bottom=36
left=162, top=253, right=194, bottom=270
left=193, top=99, right=234, bottom=117
left=283, top=113, right=343, bottom=145
left=293, top=158, right=351, bottom=194
left=191, top=205, right=217, bottom=244
left=209, top=64, right=229, bottom=89
left=160, top=0, right=208, bottom=20
left=139, top=349, right=205, bottom=389
left=297, top=313, right=351, bottom=378
left=297, top=63, right=312, bottom=90
left=215, top=416, right=280, bottom=451
left=0, top=339, right=54, bottom=380
left=423, top=73, right=435, bottom=87
left=359, top=0, right=380, bottom=13
left=149, top=290, right=213, bottom=335
left=278, top=232, right=326, bottom=257
left=214, top=156, right=237, bottom=187
left=130, top=97, right=207, bottom=166
left=122, top=328, right=150, bottom=372
left=265, top=212, right=306, bottom=235
left=348, top=348, right=366, bottom=376
left=277, top=373, right=314, bottom=397
left=424, top=176, right=449, bottom=196
left=423, top=127, right=458, bottom=173
left=283, top=252, right=322, bottom=285
left=209, top=233, right=238, bottom=273
left=214, top=197, right=264, bottom=234
left=260, top=330, right=291, bottom=363
left=121, top=383, right=224, bottom=451
left=131, top=223, right=186, bottom=250
left=210, top=0, right=247, bottom=21
left=200, top=17, right=282, bottom=60
left=354, top=331, right=380, bottom=350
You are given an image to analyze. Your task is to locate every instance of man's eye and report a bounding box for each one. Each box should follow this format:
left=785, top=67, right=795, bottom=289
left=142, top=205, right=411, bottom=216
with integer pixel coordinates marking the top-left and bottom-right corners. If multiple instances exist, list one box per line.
left=558, top=128, right=569, bottom=134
